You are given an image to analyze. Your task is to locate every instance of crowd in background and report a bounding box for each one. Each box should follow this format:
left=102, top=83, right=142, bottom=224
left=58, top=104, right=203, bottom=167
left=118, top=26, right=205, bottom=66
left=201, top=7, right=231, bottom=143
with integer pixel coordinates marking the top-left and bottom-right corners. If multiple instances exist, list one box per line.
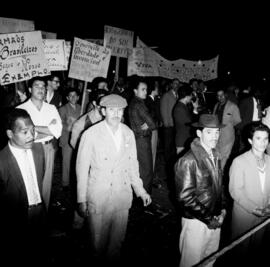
left=1, top=72, right=270, bottom=266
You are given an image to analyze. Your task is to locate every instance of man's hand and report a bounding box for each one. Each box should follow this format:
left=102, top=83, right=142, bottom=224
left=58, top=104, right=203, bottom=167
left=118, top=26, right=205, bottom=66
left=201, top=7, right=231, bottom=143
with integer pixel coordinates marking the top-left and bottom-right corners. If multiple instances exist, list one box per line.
left=252, top=207, right=266, bottom=217
left=207, top=217, right=221, bottom=230
left=215, top=209, right=226, bottom=225
left=77, top=202, right=89, bottom=218
left=140, top=123, right=149, bottom=130
left=140, top=193, right=152, bottom=207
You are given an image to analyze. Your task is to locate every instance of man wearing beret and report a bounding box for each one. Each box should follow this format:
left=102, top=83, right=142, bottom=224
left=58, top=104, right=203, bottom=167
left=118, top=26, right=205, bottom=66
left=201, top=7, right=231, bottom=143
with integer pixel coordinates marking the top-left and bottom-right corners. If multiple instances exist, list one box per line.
left=76, top=94, right=151, bottom=264
left=174, top=114, right=227, bottom=267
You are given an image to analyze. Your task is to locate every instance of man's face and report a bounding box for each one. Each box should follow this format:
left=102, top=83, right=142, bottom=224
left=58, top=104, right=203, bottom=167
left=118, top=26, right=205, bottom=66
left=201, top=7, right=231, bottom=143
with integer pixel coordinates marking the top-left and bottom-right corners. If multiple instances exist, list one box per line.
left=102, top=107, right=124, bottom=128
left=98, top=82, right=108, bottom=91
left=134, top=82, right=147, bottom=99
left=49, top=77, right=60, bottom=90
left=217, top=90, right=226, bottom=104
left=171, top=79, right=181, bottom=92
left=30, top=80, right=46, bottom=101
left=197, top=127, right=220, bottom=150
left=67, top=91, right=79, bottom=105
left=7, top=117, right=35, bottom=149
left=249, top=130, right=269, bottom=153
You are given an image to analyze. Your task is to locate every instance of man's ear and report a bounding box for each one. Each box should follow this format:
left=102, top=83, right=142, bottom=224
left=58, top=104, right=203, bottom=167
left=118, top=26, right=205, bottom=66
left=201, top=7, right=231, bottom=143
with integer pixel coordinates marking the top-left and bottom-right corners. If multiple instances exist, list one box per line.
left=6, top=129, right=13, bottom=139
left=28, top=87, right=32, bottom=94
left=101, top=107, right=106, bottom=116
left=196, top=129, right=202, bottom=138
left=248, top=138, right=252, bottom=146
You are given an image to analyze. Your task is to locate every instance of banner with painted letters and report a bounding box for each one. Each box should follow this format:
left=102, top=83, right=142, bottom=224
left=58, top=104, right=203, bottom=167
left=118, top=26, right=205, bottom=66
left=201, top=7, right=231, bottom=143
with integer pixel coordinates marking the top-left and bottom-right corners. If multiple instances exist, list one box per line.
left=0, top=31, right=50, bottom=85
left=104, top=25, right=134, bottom=58
left=68, top=37, right=111, bottom=82
left=0, top=17, right=35, bottom=34
left=43, top=39, right=67, bottom=71
left=128, top=46, right=218, bottom=82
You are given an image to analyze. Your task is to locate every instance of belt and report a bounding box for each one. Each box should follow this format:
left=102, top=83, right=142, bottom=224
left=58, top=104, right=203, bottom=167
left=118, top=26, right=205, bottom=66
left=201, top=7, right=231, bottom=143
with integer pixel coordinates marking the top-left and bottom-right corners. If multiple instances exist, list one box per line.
left=42, top=139, right=53, bottom=145
left=28, top=202, right=43, bottom=210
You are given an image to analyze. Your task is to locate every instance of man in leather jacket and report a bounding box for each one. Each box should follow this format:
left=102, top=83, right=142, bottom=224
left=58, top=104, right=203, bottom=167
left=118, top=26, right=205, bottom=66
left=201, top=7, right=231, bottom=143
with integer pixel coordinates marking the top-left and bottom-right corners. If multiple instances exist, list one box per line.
left=175, top=114, right=227, bottom=267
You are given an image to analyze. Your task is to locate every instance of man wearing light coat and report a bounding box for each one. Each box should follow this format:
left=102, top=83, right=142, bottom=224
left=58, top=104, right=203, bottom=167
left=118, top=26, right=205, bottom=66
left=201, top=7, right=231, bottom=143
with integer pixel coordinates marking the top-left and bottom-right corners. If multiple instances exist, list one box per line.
left=76, top=94, right=151, bottom=263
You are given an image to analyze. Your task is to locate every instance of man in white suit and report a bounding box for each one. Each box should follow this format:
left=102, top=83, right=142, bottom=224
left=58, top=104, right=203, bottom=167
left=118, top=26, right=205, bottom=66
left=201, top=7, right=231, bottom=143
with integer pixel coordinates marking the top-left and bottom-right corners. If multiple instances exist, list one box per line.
left=76, top=94, right=151, bottom=264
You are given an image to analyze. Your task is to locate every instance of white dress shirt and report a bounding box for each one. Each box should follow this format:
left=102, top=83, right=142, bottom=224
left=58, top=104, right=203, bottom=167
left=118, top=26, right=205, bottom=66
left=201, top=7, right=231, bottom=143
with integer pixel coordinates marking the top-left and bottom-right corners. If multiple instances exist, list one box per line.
left=104, top=122, right=122, bottom=152
left=9, top=143, right=41, bottom=205
left=17, top=99, right=62, bottom=143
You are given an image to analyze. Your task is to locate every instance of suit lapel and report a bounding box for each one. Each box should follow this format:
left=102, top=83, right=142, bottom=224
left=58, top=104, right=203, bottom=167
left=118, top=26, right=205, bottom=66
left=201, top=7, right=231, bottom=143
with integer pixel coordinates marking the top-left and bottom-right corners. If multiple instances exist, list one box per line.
left=246, top=151, right=265, bottom=198
left=6, top=146, right=28, bottom=200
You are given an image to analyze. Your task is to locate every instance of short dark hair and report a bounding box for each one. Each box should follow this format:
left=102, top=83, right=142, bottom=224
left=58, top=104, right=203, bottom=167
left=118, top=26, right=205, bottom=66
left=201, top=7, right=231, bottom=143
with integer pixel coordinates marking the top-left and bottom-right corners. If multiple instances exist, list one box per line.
left=129, top=76, right=147, bottom=90
left=179, top=84, right=193, bottom=99
left=65, top=87, right=79, bottom=97
left=5, top=108, right=32, bottom=132
left=28, top=76, right=46, bottom=88
left=247, top=121, right=270, bottom=140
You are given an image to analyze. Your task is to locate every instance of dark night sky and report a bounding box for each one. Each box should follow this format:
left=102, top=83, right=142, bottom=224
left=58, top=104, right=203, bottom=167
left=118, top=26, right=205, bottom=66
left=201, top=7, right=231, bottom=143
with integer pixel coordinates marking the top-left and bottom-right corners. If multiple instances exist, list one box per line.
left=2, top=4, right=269, bottom=84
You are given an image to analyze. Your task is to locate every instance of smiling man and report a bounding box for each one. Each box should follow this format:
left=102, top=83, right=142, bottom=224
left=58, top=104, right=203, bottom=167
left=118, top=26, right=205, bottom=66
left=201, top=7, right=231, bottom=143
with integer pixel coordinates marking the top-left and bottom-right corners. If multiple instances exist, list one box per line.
left=175, top=114, right=227, bottom=267
left=0, top=108, right=47, bottom=265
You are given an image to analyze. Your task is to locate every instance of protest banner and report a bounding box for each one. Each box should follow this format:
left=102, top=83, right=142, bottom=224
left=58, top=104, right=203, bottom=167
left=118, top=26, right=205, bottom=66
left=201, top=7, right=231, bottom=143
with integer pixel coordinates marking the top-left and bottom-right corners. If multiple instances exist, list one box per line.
left=0, top=17, right=35, bottom=34
left=104, top=25, right=134, bottom=58
left=42, top=31, right=57, bottom=39
left=68, top=37, right=111, bottom=114
left=0, top=30, right=50, bottom=85
left=43, top=39, right=67, bottom=71
left=128, top=47, right=159, bottom=77
left=85, top=39, right=103, bottom=46
left=68, top=37, right=111, bottom=82
left=65, top=41, right=71, bottom=69
left=128, top=45, right=219, bottom=82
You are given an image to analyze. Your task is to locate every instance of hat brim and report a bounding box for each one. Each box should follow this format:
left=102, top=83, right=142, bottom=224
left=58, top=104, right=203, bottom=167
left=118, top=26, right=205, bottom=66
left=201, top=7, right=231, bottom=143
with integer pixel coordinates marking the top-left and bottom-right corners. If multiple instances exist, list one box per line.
left=191, top=122, right=226, bottom=128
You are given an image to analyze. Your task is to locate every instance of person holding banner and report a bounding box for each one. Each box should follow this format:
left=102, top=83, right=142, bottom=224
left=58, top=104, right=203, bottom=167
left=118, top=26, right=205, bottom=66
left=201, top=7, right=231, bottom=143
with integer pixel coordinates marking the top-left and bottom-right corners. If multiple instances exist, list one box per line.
left=76, top=94, right=151, bottom=264
left=229, top=121, right=270, bottom=265
left=17, top=76, right=62, bottom=210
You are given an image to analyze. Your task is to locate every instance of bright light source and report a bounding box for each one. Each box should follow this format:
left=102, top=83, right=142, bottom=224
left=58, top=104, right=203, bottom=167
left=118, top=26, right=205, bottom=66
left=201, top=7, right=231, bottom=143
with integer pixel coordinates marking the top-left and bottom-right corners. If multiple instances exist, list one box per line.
left=263, top=77, right=266, bottom=81
left=112, top=70, right=115, bottom=73
left=227, top=71, right=231, bottom=75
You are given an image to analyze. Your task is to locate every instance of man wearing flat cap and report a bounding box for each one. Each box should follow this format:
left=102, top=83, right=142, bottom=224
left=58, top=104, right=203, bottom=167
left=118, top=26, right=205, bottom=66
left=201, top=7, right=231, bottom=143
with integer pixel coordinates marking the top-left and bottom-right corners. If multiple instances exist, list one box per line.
left=174, top=114, right=227, bottom=267
left=76, top=93, right=151, bottom=264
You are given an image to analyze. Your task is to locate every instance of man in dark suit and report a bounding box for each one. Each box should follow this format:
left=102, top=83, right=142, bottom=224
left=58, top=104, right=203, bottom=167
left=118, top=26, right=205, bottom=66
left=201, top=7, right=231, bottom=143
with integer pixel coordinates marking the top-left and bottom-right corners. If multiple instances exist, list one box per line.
left=0, top=108, right=47, bottom=265
left=46, top=74, right=62, bottom=108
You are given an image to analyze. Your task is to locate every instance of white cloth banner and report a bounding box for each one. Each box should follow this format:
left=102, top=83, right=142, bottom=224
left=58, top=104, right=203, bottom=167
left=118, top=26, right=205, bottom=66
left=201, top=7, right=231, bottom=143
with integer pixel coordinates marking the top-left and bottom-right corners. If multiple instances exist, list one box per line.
left=68, top=37, right=111, bottom=82
left=104, top=25, right=134, bottom=58
left=128, top=46, right=218, bottom=82
left=0, top=17, right=35, bottom=34
left=0, top=31, right=50, bottom=85
left=43, top=39, right=67, bottom=71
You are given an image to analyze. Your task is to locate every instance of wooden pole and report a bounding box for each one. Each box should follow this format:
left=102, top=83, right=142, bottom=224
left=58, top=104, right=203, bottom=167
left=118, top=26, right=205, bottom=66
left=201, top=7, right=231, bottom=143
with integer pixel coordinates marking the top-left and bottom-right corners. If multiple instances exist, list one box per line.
left=80, top=81, right=88, bottom=115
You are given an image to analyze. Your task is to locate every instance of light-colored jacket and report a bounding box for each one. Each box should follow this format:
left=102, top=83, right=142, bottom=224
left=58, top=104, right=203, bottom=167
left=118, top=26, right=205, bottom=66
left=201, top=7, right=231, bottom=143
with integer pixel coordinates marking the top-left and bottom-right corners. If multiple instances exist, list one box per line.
left=229, top=150, right=270, bottom=238
left=213, top=100, right=241, bottom=147
left=76, top=120, right=146, bottom=214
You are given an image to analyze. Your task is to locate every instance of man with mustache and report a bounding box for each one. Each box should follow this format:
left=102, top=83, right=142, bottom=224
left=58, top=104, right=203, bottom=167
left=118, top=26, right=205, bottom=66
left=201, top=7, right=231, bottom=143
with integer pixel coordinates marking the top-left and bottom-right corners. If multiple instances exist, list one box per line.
left=17, top=76, right=62, bottom=210
left=76, top=94, right=151, bottom=265
left=0, top=108, right=47, bottom=265
left=175, top=114, right=227, bottom=267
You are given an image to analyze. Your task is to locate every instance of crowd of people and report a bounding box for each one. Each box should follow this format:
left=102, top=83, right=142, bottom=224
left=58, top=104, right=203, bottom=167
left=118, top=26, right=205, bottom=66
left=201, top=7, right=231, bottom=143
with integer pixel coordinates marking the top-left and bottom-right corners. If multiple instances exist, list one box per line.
left=1, top=73, right=270, bottom=266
